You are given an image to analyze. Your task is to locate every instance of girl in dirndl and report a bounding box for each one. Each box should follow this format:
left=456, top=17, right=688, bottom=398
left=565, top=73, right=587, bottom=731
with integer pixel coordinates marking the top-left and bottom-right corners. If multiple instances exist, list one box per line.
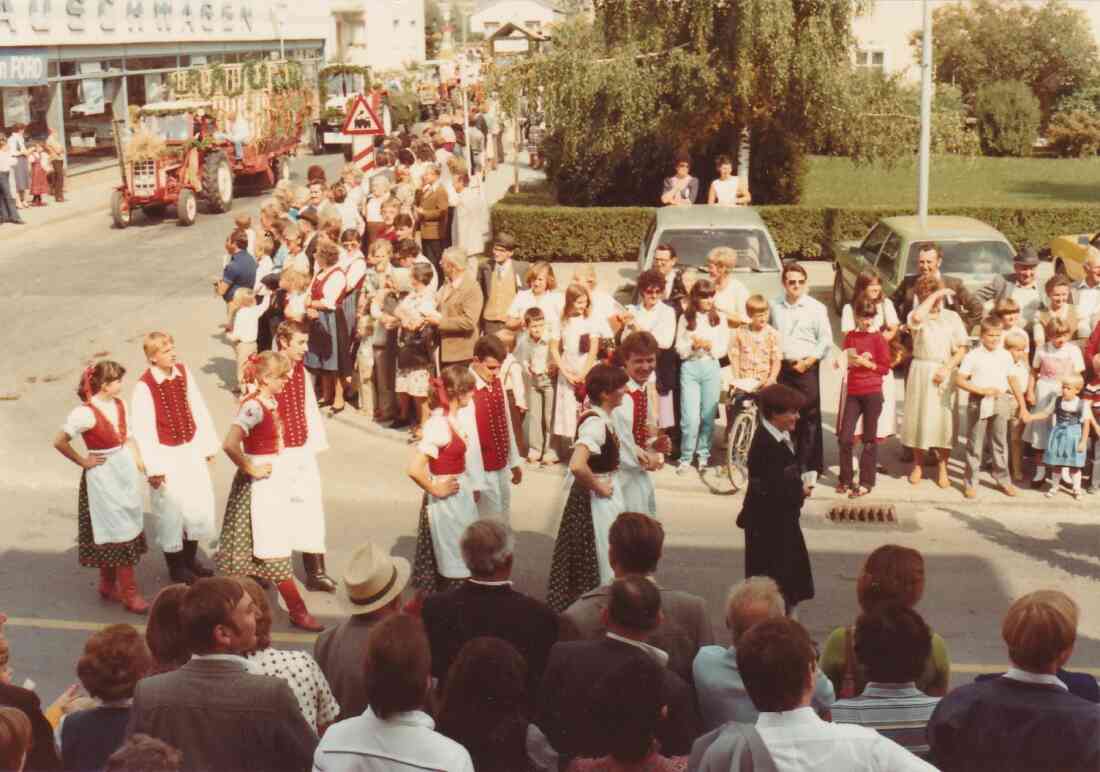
left=339, top=228, right=368, bottom=407
left=546, top=364, right=629, bottom=613
left=1021, top=374, right=1092, bottom=499
left=53, top=361, right=149, bottom=614
left=551, top=284, right=601, bottom=446
left=218, top=351, right=324, bottom=632
left=304, top=239, right=348, bottom=416
left=407, top=365, right=479, bottom=610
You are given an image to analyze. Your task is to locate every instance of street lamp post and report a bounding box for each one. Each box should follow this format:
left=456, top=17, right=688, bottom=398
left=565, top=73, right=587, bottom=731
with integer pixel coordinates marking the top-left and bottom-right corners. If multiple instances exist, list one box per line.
left=918, top=0, right=932, bottom=224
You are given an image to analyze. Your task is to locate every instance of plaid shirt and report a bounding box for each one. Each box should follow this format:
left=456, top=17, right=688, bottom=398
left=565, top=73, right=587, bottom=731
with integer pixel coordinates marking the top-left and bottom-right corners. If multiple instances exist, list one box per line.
left=729, top=324, right=781, bottom=384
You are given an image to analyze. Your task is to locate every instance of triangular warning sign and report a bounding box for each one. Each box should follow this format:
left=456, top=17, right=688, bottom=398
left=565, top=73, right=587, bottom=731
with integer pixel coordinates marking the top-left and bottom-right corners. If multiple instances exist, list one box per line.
left=341, top=95, right=384, bottom=136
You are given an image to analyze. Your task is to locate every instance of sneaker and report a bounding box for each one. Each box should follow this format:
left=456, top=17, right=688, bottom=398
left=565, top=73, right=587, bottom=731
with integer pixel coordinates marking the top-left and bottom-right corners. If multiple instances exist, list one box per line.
left=963, top=486, right=977, bottom=499
left=675, top=462, right=691, bottom=476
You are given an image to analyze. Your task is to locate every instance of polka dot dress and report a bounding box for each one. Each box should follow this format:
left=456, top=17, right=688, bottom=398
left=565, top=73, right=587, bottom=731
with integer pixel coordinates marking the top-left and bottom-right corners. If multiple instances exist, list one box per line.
left=77, top=472, right=147, bottom=568
left=411, top=493, right=464, bottom=595
left=246, top=648, right=340, bottom=730
left=215, top=470, right=294, bottom=583
left=545, top=481, right=600, bottom=613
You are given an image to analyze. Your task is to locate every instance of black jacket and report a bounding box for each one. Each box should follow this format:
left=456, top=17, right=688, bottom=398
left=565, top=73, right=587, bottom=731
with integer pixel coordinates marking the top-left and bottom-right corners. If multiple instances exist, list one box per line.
left=0, top=682, right=61, bottom=771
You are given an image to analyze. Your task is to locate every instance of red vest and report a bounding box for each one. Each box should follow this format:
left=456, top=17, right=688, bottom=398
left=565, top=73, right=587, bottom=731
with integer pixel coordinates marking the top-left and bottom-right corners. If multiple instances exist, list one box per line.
left=139, top=365, right=197, bottom=446
left=629, top=385, right=649, bottom=448
left=473, top=378, right=510, bottom=472
left=275, top=360, right=309, bottom=449
left=311, top=267, right=339, bottom=302
left=241, top=398, right=280, bottom=455
left=82, top=399, right=128, bottom=451
left=429, top=422, right=467, bottom=476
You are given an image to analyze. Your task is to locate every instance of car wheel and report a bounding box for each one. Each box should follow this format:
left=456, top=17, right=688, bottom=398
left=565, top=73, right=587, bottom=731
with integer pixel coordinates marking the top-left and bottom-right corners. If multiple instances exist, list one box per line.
left=832, top=269, right=846, bottom=315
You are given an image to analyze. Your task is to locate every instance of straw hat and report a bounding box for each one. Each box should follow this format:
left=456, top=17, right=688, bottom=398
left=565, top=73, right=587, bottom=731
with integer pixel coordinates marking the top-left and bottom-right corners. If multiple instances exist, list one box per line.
left=338, top=543, right=411, bottom=616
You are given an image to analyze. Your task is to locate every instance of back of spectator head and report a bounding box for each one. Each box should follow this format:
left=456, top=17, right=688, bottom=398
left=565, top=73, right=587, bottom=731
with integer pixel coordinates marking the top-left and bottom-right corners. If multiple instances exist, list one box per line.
left=605, top=575, right=662, bottom=635
left=736, top=618, right=817, bottom=713
left=725, top=576, right=786, bottom=647
left=1002, top=590, right=1078, bottom=674
left=609, top=511, right=665, bottom=576
left=854, top=603, right=933, bottom=685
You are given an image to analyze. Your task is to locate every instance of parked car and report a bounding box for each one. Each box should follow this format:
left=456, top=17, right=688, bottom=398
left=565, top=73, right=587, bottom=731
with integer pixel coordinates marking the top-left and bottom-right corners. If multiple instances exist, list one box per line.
left=1047, top=230, right=1100, bottom=282
left=618, top=206, right=783, bottom=304
left=831, top=216, right=1016, bottom=314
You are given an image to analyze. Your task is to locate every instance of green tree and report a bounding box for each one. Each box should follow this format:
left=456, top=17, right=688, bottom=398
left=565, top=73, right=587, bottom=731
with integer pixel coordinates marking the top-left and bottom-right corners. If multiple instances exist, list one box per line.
left=910, top=0, right=1096, bottom=119
left=974, top=80, right=1041, bottom=156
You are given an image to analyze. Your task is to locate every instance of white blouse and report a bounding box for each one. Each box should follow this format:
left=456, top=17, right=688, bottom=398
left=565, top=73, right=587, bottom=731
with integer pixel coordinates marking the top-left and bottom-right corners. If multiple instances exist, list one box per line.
left=840, top=298, right=899, bottom=333
left=507, top=290, right=565, bottom=338
left=714, top=279, right=750, bottom=324
left=286, top=291, right=308, bottom=321
left=233, top=396, right=275, bottom=434
left=418, top=411, right=465, bottom=459
left=625, top=301, right=677, bottom=349
left=312, top=269, right=346, bottom=311
left=676, top=310, right=730, bottom=361
left=63, top=397, right=124, bottom=440
left=245, top=648, right=340, bottom=731
left=576, top=406, right=615, bottom=455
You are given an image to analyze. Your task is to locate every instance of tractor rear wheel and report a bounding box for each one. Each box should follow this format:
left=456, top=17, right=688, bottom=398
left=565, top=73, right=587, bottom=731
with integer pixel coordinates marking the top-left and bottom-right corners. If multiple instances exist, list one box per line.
left=110, top=190, right=130, bottom=229
left=177, top=188, right=198, bottom=226
left=201, top=151, right=234, bottom=213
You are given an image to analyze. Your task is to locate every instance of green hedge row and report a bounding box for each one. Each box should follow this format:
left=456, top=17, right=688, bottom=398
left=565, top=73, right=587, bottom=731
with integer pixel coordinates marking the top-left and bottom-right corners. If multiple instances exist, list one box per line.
left=490, top=202, right=1100, bottom=262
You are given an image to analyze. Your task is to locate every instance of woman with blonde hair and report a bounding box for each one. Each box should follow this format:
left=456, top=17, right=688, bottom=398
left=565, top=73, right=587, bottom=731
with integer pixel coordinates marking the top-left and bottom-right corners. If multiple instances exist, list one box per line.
left=505, top=261, right=564, bottom=337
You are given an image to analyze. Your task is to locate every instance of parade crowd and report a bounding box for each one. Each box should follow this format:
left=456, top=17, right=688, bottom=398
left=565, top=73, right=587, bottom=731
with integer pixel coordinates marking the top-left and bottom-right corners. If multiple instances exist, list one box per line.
left=5, top=116, right=1099, bottom=772
left=0, top=124, right=66, bottom=226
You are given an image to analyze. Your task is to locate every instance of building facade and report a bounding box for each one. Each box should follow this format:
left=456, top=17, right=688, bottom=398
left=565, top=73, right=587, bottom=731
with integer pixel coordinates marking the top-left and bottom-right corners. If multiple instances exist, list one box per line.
left=469, top=0, right=562, bottom=37
left=0, top=0, right=329, bottom=170
left=331, top=0, right=424, bottom=72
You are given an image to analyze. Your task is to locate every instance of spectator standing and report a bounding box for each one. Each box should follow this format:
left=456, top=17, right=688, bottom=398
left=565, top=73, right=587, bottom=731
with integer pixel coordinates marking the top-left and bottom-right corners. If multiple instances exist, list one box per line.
left=304, top=241, right=349, bottom=416
left=9, top=124, right=29, bottom=208
left=46, top=128, right=65, bottom=203
left=506, top=261, right=565, bottom=338
left=314, top=543, right=409, bottom=722
left=705, top=247, right=749, bottom=327
left=900, top=279, right=968, bottom=488
left=728, top=294, right=781, bottom=392
left=819, top=545, right=951, bottom=698
left=516, top=307, right=555, bottom=464
left=694, top=577, right=835, bottom=732
left=1024, top=317, right=1084, bottom=488
left=414, top=164, right=449, bottom=271
left=217, top=231, right=257, bottom=306
left=840, top=271, right=900, bottom=442
left=690, top=618, right=935, bottom=771
left=705, top=155, right=750, bottom=206
left=361, top=176, right=391, bottom=246
left=1020, top=373, right=1091, bottom=499
left=0, top=134, right=25, bottom=225
left=478, top=232, right=523, bottom=335
left=893, top=242, right=983, bottom=331
left=831, top=604, right=941, bottom=759
left=660, top=155, right=699, bottom=206
left=736, top=384, right=814, bottom=613
left=1071, top=246, right=1100, bottom=337
left=561, top=512, right=714, bottom=688
left=551, top=285, right=602, bottom=444
left=428, top=247, right=485, bottom=369
left=572, top=264, right=621, bottom=341
left=674, top=279, right=729, bottom=477
left=313, top=615, right=474, bottom=772
left=927, top=591, right=1100, bottom=772
left=836, top=299, right=891, bottom=498
left=770, top=262, right=831, bottom=478
left=975, top=246, right=1044, bottom=326
left=1033, top=274, right=1079, bottom=347
left=451, top=172, right=489, bottom=256
left=127, top=577, right=319, bottom=772
left=61, top=625, right=153, bottom=772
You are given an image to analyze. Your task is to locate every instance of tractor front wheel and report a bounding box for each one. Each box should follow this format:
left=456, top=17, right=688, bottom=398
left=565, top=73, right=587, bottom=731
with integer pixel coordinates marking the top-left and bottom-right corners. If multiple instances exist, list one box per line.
left=201, top=151, right=234, bottom=213
left=177, top=188, right=198, bottom=226
left=110, top=190, right=130, bottom=229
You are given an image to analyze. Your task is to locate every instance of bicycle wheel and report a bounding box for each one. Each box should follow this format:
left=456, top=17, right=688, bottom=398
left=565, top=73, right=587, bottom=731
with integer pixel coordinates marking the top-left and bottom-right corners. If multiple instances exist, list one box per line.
left=725, top=411, right=755, bottom=490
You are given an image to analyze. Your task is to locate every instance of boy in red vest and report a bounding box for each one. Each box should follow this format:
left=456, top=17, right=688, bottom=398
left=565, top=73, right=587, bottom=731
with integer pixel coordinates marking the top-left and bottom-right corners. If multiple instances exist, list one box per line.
left=131, top=331, right=218, bottom=583
left=465, top=335, right=522, bottom=522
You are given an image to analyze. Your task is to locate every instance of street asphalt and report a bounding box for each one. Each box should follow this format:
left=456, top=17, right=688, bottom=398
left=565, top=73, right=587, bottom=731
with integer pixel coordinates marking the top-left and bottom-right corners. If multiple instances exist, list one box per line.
left=1, top=154, right=1097, bottom=706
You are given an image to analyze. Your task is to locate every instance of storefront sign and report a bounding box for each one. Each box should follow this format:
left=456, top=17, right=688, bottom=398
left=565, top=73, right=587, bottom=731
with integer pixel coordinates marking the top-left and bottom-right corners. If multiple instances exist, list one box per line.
left=0, top=46, right=47, bottom=86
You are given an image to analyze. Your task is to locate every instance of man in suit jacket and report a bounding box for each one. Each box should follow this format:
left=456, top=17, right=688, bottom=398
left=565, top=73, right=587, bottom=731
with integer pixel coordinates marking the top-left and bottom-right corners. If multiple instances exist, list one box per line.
left=560, top=511, right=713, bottom=686
left=973, top=245, right=1043, bottom=326
left=431, top=247, right=484, bottom=367
left=538, top=576, right=700, bottom=760
left=423, top=520, right=558, bottom=702
left=476, top=232, right=524, bottom=335
left=127, top=577, right=317, bottom=772
left=415, top=163, right=450, bottom=271
left=927, top=590, right=1100, bottom=772
left=892, top=241, right=984, bottom=332
left=298, top=210, right=320, bottom=275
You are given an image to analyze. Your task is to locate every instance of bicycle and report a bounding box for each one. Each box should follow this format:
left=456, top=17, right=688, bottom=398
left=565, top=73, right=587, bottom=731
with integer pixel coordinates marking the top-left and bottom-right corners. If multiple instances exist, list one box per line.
left=724, top=387, right=759, bottom=491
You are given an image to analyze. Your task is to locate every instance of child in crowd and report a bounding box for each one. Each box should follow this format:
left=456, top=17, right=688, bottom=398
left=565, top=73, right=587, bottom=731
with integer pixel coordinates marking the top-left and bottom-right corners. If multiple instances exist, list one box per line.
left=729, top=294, right=781, bottom=391
left=252, top=236, right=274, bottom=291
left=364, top=240, right=399, bottom=424
left=496, top=329, right=529, bottom=459
left=377, top=198, right=401, bottom=243
left=280, top=268, right=311, bottom=323
left=675, top=279, right=729, bottom=477
left=1005, top=329, right=1031, bottom=482
left=395, top=238, right=438, bottom=292
left=1034, top=275, right=1079, bottom=347
left=516, top=307, right=555, bottom=465
left=836, top=300, right=891, bottom=498
left=395, top=263, right=438, bottom=440
left=234, top=213, right=256, bottom=255
left=840, top=271, right=900, bottom=441
left=28, top=144, right=48, bottom=206
left=53, top=361, right=148, bottom=613
left=993, top=298, right=1023, bottom=333
left=331, top=183, right=365, bottom=236
left=1021, top=374, right=1092, bottom=499
left=956, top=317, right=1026, bottom=499
left=227, top=289, right=264, bottom=395
left=1025, top=317, right=1085, bottom=487
left=552, top=284, right=600, bottom=447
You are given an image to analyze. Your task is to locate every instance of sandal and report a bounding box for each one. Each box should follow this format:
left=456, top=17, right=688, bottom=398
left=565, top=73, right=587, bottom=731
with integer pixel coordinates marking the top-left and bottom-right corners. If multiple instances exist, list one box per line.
left=835, top=483, right=849, bottom=495
left=849, top=486, right=872, bottom=499
left=327, top=405, right=344, bottom=417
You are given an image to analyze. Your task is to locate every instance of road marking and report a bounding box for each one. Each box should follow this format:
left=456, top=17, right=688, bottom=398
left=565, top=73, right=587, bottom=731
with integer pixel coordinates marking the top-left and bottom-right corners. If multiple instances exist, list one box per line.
left=4, top=616, right=317, bottom=644
left=5, top=616, right=1100, bottom=676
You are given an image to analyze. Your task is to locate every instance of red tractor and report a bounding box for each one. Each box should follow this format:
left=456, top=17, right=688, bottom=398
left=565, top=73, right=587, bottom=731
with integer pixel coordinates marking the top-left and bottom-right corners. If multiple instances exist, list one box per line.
left=110, top=100, right=295, bottom=228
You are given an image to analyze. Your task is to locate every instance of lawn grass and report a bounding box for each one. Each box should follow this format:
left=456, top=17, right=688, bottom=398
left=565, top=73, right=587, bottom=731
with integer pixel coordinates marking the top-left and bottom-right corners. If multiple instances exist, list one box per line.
left=802, top=154, right=1100, bottom=209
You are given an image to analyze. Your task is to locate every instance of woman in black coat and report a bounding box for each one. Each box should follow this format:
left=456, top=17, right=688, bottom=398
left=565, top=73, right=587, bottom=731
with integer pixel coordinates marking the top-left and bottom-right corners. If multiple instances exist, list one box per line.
left=736, top=384, right=815, bottom=613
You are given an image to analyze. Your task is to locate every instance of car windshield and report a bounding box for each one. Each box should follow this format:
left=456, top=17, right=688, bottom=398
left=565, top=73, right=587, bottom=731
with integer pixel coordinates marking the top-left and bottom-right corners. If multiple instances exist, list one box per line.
left=140, top=113, right=191, bottom=141
left=323, top=73, right=365, bottom=99
left=904, top=240, right=1015, bottom=276
left=653, top=228, right=779, bottom=272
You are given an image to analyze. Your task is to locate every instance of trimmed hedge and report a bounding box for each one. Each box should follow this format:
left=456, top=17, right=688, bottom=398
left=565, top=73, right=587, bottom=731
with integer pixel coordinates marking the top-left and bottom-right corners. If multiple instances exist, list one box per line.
left=490, top=202, right=1100, bottom=262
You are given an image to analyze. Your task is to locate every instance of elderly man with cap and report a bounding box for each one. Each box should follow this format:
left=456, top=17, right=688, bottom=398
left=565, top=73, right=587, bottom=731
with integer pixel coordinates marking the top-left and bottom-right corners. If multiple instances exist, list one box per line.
left=313, top=543, right=410, bottom=722
left=975, top=245, right=1044, bottom=326
left=477, top=232, right=523, bottom=335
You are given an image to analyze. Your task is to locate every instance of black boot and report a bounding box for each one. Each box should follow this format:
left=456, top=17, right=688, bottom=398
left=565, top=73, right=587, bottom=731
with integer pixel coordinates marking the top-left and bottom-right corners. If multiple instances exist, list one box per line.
left=302, top=553, right=337, bottom=593
left=182, top=540, right=214, bottom=578
left=164, top=551, right=197, bottom=585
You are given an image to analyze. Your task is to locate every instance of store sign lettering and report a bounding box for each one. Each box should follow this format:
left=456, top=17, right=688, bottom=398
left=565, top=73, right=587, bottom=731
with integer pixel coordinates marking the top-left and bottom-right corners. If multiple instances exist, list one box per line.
left=179, top=0, right=192, bottom=30
left=0, top=48, right=48, bottom=85
left=0, top=0, right=264, bottom=36
left=29, top=0, right=48, bottom=30
left=66, top=0, right=84, bottom=30
left=0, top=0, right=14, bottom=34
left=199, top=0, right=212, bottom=31
left=239, top=0, right=248, bottom=29
left=99, top=0, right=115, bottom=30
left=153, top=0, right=168, bottom=31
left=126, top=0, right=141, bottom=30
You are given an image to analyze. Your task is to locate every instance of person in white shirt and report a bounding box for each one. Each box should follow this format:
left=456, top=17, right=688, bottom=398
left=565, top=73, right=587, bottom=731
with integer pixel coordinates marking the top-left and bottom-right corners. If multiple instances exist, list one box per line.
left=516, top=307, right=555, bottom=465
left=690, top=617, right=935, bottom=772
left=612, top=332, right=671, bottom=515
left=227, top=111, right=251, bottom=160
left=621, top=270, right=679, bottom=433
left=506, top=261, right=565, bottom=339
left=1072, top=246, right=1100, bottom=338
left=313, top=614, right=474, bottom=772
left=675, top=279, right=729, bottom=477
left=706, top=154, right=751, bottom=207
left=227, top=288, right=267, bottom=393
left=572, top=263, right=622, bottom=340
left=0, top=134, right=25, bottom=225
left=706, top=246, right=750, bottom=327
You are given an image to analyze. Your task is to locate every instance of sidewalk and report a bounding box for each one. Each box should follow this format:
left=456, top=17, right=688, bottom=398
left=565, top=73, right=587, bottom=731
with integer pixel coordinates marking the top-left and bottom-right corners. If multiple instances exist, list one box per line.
left=5, top=164, right=118, bottom=231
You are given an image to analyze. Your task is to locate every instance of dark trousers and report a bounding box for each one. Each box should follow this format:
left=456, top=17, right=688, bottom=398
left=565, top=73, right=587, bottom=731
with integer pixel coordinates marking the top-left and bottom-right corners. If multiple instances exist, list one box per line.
left=372, top=345, right=397, bottom=420
left=779, top=361, right=824, bottom=475
left=50, top=160, right=64, bottom=200
left=422, top=239, right=444, bottom=274
left=838, top=392, right=883, bottom=488
left=0, top=173, right=21, bottom=224
left=482, top=319, right=506, bottom=336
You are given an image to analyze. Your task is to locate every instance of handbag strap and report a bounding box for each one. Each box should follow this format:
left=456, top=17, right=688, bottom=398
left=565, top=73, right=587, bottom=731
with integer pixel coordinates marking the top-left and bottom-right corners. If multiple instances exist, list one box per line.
left=840, top=624, right=857, bottom=698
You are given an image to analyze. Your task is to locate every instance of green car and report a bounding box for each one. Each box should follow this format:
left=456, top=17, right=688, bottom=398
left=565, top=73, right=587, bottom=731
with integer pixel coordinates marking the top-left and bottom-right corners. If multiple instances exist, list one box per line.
left=831, top=215, right=1017, bottom=314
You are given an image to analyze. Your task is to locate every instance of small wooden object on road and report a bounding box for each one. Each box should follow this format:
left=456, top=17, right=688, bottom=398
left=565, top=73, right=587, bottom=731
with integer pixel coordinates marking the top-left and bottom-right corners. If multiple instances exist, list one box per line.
left=827, top=503, right=897, bottom=524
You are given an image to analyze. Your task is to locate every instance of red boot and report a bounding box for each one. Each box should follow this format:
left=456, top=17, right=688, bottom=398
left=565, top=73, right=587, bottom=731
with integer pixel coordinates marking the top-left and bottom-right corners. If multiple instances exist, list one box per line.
left=276, top=580, right=324, bottom=632
left=98, top=567, right=119, bottom=601
left=116, top=566, right=149, bottom=615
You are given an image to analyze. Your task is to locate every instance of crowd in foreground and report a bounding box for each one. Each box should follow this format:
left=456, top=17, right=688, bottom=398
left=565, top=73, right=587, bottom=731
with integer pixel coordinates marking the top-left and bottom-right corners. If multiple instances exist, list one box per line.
left=2, top=524, right=1098, bottom=772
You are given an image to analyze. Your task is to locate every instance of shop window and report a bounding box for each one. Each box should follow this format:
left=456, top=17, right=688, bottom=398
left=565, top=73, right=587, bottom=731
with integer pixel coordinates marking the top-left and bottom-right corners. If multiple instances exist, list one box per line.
left=125, top=56, right=179, bottom=72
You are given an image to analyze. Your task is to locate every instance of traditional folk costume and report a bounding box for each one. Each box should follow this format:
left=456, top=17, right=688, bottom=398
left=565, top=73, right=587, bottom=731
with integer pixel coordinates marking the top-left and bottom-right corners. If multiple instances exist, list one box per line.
left=468, top=368, right=522, bottom=523
left=304, top=265, right=348, bottom=375
left=546, top=407, right=624, bottom=613
left=612, top=375, right=660, bottom=517
left=131, top=364, right=217, bottom=582
left=340, top=253, right=369, bottom=376
left=62, top=396, right=148, bottom=608
left=412, top=408, right=482, bottom=594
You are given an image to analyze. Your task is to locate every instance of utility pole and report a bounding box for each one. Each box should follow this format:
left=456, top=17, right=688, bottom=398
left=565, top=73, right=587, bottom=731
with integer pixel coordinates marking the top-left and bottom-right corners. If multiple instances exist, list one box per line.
left=918, top=0, right=932, bottom=224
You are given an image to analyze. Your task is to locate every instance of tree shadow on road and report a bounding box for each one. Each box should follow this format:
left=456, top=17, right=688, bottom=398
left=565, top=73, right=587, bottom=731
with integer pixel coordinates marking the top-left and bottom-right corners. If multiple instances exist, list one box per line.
left=200, top=355, right=238, bottom=394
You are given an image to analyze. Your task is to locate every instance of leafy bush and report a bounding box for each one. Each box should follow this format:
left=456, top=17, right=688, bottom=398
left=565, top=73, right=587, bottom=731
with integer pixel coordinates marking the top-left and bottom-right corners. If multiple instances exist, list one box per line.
left=975, top=81, right=1041, bottom=157
left=1047, top=111, right=1100, bottom=158
left=1053, top=83, right=1100, bottom=116
left=491, top=201, right=1100, bottom=262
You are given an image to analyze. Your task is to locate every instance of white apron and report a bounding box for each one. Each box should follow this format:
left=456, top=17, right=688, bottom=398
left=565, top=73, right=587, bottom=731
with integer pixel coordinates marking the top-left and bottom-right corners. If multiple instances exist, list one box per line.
left=428, top=472, right=480, bottom=579
left=616, top=467, right=657, bottom=518
left=283, top=446, right=326, bottom=553
left=248, top=453, right=299, bottom=560
left=562, top=468, right=623, bottom=585
left=150, top=442, right=217, bottom=549
left=476, top=468, right=512, bottom=525
left=86, top=447, right=144, bottom=544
